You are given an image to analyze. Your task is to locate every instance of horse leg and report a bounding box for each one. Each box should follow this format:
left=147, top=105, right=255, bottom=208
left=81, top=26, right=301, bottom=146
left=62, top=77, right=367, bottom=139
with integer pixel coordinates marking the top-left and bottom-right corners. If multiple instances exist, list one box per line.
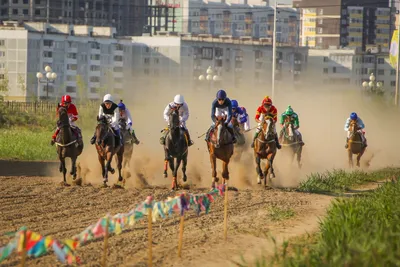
left=163, top=148, right=169, bottom=178
left=59, top=156, right=68, bottom=186
left=182, top=154, right=188, bottom=182
left=297, top=146, right=303, bottom=169
left=255, top=155, right=263, bottom=185
left=210, top=153, right=218, bottom=188
left=269, top=154, right=276, bottom=179
left=348, top=149, right=353, bottom=168
left=70, top=156, right=77, bottom=180
left=117, top=152, right=123, bottom=182
left=221, top=160, right=230, bottom=185
left=357, top=149, right=365, bottom=168
left=168, top=158, right=176, bottom=190
left=172, top=157, right=182, bottom=190
left=106, top=152, right=115, bottom=175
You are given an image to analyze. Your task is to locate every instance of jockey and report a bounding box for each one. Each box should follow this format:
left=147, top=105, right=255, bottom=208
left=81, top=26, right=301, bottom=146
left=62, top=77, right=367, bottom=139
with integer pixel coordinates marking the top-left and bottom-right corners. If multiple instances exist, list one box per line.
left=161, top=94, right=194, bottom=146
left=89, top=94, right=122, bottom=146
left=231, top=99, right=250, bottom=132
left=117, top=100, right=140, bottom=145
left=251, top=96, right=281, bottom=149
left=205, top=89, right=236, bottom=145
left=51, top=95, right=82, bottom=146
left=344, top=112, right=367, bottom=148
left=279, top=105, right=305, bottom=146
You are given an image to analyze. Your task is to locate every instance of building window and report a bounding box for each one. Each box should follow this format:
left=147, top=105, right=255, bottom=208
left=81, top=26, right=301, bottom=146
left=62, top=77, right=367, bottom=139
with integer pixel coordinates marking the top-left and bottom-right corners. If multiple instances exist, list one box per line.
left=144, top=69, right=150, bottom=75
left=66, top=86, right=76, bottom=93
left=0, top=74, right=4, bottom=79
left=391, top=69, right=396, bottom=75
left=90, top=76, right=100, bottom=82
left=90, top=87, right=98, bottom=93
left=378, top=69, right=384, bottom=75
left=23, top=9, right=28, bottom=15
left=35, top=0, right=40, bottom=3
left=12, top=0, right=17, bottom=3
left=114, top=55, right=123, bottom=61
left=323, top=68, right=328, bottom=73
left=377, top=58, right=384, bottom=64
left=43, top=51, right=52, bottom=57
left=323, top=57, right=328, bottom=62
left=144, top=58, right=150, bottom=64
left=35, top=9, right=40, bottom=15
left=113, top=67, right=123, bottom=72
left=67, top=64, right=77, bottom=70
left=0, top=40, right=4, bottom=46
left=12, top=9, right=17, bottom=15
left=90, top=65, right=100, bottom=71
left=332, top=67, right=336, bottom=73
left=43, top=40, right=53, bottom=47
left=202, top=47, right=213, bottom=60
left=154, top=58, right=159, bottom=64
left=391, top=81, right=396, bottom=86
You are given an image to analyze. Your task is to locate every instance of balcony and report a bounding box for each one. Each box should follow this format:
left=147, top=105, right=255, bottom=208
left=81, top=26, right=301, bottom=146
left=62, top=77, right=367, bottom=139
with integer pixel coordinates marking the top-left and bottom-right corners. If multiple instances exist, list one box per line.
left=113, top=61, right=123, bottom=67
left=66, top=69, right=77, bottom=75
left=90, top=59, right=100, bottom=65
left=114, top=49, right=123, bottom=56
left=43, top=45, right=54, bottom=51
left=91, top=48, right=101, bottom=54
left=67, top=47, right=78, bottom=53
left=66, top=80, right=77, bottom=87
left=235, top=56, right=243, bottom=61
left=89, top=82, right=100, bottom=88
left=43, top=57, right=53, bottom=63
left=89, top=70, right=101, bottom=76
left=113, top=71, right=123, bottom=78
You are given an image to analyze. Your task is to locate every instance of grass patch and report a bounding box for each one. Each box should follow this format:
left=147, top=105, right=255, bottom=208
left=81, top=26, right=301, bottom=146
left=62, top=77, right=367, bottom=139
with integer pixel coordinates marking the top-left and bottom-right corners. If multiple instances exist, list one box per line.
left=0, top=129, right=57, bottom=160
left=298, top=168, right=400, bottom=193
left=272, top=179, right=400, bottom=266
left=268, top=206, right=295, bottom=222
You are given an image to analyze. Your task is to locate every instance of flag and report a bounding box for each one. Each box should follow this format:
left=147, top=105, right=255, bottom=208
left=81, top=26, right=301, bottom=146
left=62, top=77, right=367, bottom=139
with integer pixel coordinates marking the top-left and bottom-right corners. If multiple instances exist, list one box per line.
left=390, top=30, right=399, bottom=68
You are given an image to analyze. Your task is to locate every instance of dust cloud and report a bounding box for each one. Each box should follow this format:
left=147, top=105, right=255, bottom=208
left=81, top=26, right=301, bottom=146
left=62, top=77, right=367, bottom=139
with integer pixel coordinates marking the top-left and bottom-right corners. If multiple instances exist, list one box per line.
left=76, top=77, right=400, bottom=189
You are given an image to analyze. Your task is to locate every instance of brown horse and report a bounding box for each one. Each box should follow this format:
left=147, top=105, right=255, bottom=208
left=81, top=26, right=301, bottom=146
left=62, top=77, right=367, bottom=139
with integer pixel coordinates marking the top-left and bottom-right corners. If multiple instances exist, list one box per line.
left=253, top=117, right=277, bottom=187
left=206, top=116, right=234, bottom=188
left=231, top=116, right=246, bottom=161
left=94, top=116, right=124, bottom=187
left=119, top=118, right=134, bottom=170
left=347, top=120, right=366, bottom=168
left=55, top=105, right=83, bottom=186
left=280, top=117, right=303, bottom=169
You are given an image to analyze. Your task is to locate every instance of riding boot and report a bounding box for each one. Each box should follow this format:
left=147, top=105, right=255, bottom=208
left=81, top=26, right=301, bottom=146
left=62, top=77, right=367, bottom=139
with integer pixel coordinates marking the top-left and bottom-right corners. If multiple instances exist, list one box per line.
left=297, top=132, right=305, bottom=146
left=275, top=134, right=282, bottom=149
left=251, top=131, right=258, bottom=148
left=90, top=131, right=96, bottom=145
left=204, top=126, right=213, bottom=142
left=227, top=126, right=237, bottom=143
left=160, top=128, right=168, bottom=145
left=131, top=129, right=140, bottom=145
left=185, top=129, right=194, bottom=146
left=363, top=138, right=368, bottom=148
left=345, top=138, right=349, bottom=149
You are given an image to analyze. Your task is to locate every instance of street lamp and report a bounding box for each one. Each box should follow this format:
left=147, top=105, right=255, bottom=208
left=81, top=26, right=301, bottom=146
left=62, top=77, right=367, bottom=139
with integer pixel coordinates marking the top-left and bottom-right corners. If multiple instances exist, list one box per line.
left=36, top=66, right=57, bottom=100
left=198, top=66, right=220, bottom=88
left=362, top=73, right=384, bottom=95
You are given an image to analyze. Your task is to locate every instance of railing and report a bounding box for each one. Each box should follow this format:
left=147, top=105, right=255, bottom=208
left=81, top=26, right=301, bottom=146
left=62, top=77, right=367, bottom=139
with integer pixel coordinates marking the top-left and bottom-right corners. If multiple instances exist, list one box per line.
left=1, top=101, right=97, bottom=114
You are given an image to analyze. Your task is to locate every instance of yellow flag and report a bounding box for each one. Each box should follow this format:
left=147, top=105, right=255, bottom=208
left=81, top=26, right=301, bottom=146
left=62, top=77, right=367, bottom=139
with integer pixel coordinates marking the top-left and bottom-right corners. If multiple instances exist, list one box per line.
left=390, top=30, right=398, bottom=68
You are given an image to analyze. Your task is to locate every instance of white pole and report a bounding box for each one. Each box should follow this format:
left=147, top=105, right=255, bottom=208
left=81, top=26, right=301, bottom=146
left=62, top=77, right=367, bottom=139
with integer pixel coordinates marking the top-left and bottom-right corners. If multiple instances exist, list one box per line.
left=272, top=1, right=277, bottom=99
left=395, top=18, right=400, bottom=106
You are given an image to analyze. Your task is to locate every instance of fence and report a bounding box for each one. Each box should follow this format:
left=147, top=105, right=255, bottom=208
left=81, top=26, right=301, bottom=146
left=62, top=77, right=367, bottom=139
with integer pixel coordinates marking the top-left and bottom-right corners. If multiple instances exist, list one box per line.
left=1, top=101, right=97, bottom=114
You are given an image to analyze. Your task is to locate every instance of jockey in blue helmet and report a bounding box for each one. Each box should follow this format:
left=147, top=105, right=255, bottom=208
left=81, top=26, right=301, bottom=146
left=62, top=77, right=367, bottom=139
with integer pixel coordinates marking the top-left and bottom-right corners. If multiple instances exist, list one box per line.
left=118, top=100, right=140, bottom=145
left=344, top=112, right=367, bottom=148
left=231, top=99, right=250, bottom=132
left=205, top=89, right=236, bottom=146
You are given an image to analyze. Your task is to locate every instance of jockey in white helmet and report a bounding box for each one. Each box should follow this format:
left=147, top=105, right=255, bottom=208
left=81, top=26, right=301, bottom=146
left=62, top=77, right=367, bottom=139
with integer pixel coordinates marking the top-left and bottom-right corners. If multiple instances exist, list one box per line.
left=160, top=94, right=194, bottom=146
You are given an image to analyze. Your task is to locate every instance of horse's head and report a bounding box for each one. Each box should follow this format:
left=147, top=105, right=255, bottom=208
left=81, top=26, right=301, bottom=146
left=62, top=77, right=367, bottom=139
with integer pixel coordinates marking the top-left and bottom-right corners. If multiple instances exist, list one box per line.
left=58, top=105, right=70, bottom=127
left=95, top=115, right=110, bottom=145
left=261, top=116, right=275, bottom=139
left=349, top=120, right=360, bottom=134
left=119, top=117, right=127, bottom=129
left=169, top=108, right=180, bottom=130
left=284, top=116, right=295, bottom=139
left=231, top=116, right=239, bottom=128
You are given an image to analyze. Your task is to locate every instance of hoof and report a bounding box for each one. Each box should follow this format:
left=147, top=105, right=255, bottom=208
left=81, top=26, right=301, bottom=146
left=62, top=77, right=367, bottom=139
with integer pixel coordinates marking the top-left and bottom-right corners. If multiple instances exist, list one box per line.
left=211, top=182, right=216, bottom=189
left=164, top=172, right=168, bottom=178
left=60, top=181, right=70, bottom=187
left=112, top=183, right=124, bottom=189
left=257, top=178, right=261, bottom=184
left=118, top=176, right=123, bottom=182
left=72, top=178, right=82, bottom=186
left=101, top=183, right=108, bottom=188
left=103, top=177, right=108, bottom=183
left=110, top=168, right=115, bottom=174
left=214, top=177, right=220, bottom=183
left=183, top=175, right=187, bottom=182
left=270, top=173, right=276, bottom=179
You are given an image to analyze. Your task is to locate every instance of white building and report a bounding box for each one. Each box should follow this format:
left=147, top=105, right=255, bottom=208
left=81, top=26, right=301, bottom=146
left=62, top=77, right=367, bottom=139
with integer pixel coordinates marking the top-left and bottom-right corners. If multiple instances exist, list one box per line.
left=0, top=22, right=125, bottom=101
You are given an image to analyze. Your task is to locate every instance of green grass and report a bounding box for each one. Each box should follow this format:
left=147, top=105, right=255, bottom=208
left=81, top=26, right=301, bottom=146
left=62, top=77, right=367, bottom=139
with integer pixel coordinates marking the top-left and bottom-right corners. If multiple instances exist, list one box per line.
left=268, top=206, right=296, bottom=222
left=0, top=128, right=57, bottom=160
left=272, top=179, right=400, bottom=267
left=298, top=168, right=400, bottom=193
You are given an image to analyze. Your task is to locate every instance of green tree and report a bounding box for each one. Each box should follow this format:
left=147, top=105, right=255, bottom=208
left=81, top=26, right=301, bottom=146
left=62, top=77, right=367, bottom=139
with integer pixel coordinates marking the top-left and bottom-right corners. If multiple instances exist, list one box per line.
left=76, top=75, right=88, bottom=105
left=0, top=69, right=9, bottom=101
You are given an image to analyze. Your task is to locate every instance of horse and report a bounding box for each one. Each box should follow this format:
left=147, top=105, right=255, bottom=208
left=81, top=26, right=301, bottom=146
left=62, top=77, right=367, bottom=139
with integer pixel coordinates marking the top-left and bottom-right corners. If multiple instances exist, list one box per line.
left=280, top=117, right=303, bottom=169
left=163, top=108, right=189, bottom=190
left=347, top=120, right=366, bottom=168
left=119, top=118, right=134, bottom=170
left=253, top=116, right=277, bottom=187
left=206, top=116, right=234, bottom=189
left=231, top=116, right=246, bottom=161
left=54, top=105, right=83, bottom=186
left=94, top=116, right=124, bottom=187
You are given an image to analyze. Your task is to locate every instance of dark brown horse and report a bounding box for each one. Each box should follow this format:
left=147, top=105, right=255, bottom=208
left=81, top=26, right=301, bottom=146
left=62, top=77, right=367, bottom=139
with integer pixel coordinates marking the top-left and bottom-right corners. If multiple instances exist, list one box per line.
left=119, top=118, right=134, bottom=170
left=231, top=116, right=246, bottom=161
left=347, top=120, right=366, bottom=168
left=253, top=116, right=277, bottom=187
left=94, top=116, right=124, bottom=187
left=55, top=105, right=83, bottom=186
left=206, top=116, right=234, bottom=188
left=163, top=108, right=189, bottom=190
left=280, top=117, right=303, bottom=169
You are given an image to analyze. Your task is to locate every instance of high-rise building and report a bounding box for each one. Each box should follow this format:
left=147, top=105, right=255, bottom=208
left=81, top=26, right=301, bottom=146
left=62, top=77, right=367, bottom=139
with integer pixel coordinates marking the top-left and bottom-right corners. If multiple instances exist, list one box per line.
left=293, top=0, right=394, bottom=51
left=0, top=0, right=147, bottom=36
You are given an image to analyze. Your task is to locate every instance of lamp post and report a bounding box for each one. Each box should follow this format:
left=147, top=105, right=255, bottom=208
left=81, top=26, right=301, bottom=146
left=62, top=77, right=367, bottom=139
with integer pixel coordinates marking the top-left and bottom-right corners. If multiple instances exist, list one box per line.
left=198, top=66, right=220, bottom=89
left=36, top=65, right=57, bottom=100
left=362, top=73, right=384, bottom=95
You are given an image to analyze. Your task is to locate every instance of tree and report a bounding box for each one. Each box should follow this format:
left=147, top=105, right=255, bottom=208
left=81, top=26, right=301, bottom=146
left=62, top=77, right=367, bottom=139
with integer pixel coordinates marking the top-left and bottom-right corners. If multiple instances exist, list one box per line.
left=76, top=75, right=88, bottom=105
left=0, top=69, right=9, bottom=101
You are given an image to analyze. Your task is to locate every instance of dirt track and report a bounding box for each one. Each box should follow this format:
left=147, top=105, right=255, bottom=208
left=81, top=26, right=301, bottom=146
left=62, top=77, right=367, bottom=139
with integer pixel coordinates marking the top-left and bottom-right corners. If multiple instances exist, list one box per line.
left=0, top=175, right=333, bottom=267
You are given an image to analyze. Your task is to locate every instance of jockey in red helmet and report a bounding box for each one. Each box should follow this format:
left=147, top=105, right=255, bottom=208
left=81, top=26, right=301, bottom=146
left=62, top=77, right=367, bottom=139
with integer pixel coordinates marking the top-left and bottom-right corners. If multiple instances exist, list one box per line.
left=51, top=95, right=82, bottom=146
left=251, top=96, right=281, bottom=149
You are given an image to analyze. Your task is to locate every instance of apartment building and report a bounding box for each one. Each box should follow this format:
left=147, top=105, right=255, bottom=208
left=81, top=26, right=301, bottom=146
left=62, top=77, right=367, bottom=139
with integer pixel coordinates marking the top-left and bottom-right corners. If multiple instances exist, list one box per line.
left=293, top=0, right=394, bottom=51
left=0, top=0, right=147, bottom=36
left=0, top=22, right=126, bottom=101
left=306, top=48, right=396, bottom=93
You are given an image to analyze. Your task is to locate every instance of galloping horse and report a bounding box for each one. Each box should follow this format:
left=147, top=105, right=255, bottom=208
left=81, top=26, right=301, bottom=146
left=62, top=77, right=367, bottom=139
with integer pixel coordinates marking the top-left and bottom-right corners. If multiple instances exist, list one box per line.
left=163, top=108, right=189, bottom=190
left=94, top=116, right=124, bottom=187
left=253, top=116, right=277, bottom=186
left=231, top=116, right=246, bottom=160
left=55, top=105, right=83, bottom=186
left=119, top=118, right=134, bottom=169
left=347, top=120, right=366, bottom=168
left=280, top=117, right=303, bottom=168
left=206, top=116, right=234, bottom=188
